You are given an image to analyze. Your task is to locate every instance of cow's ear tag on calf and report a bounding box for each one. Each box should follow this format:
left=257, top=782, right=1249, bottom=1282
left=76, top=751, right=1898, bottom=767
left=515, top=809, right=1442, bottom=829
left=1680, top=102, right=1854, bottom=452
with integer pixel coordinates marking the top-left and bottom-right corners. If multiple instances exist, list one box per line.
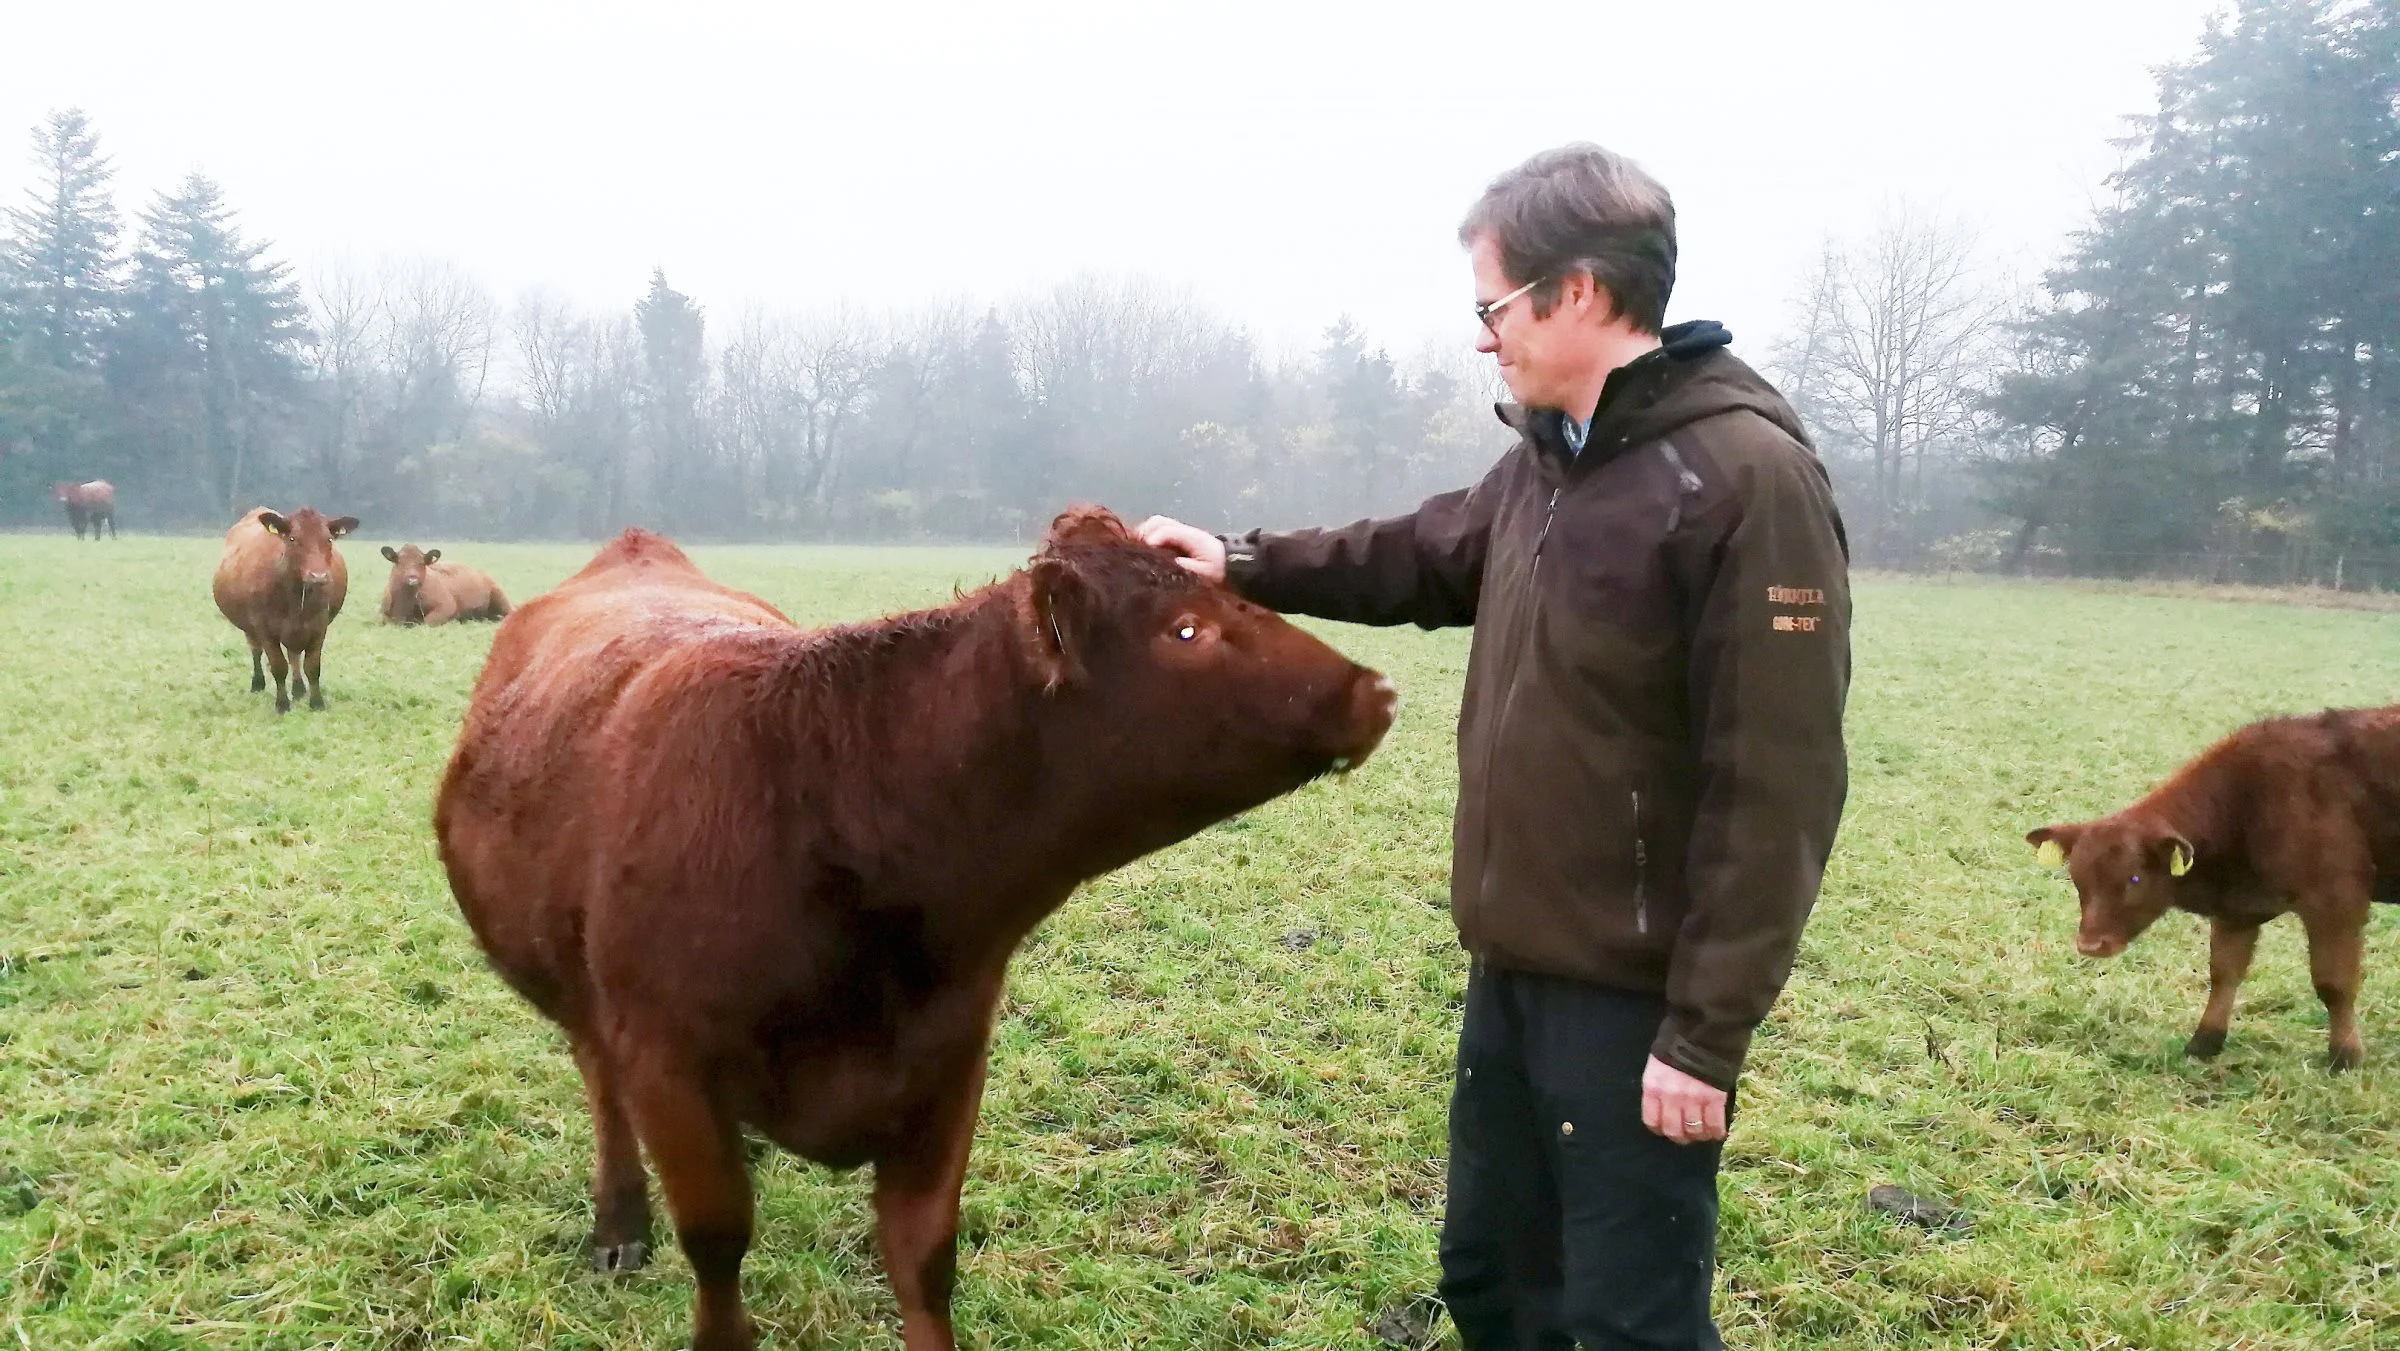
left=2170, top=842, right=2195, bottom=876
left=2035, top=840, right=2066, bottom=868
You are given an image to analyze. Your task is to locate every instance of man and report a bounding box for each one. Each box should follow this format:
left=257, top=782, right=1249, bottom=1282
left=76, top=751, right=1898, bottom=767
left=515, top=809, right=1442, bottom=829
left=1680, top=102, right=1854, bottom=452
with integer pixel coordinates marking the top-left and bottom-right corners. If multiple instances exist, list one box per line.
left=1139, top=143, right=1849, bottom=1349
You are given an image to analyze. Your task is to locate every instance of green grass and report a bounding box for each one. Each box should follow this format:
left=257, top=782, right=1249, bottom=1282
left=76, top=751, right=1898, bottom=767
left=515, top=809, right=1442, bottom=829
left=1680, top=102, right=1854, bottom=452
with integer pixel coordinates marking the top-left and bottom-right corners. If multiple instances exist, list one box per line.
left=3, top=535, right=2398, bottom=1349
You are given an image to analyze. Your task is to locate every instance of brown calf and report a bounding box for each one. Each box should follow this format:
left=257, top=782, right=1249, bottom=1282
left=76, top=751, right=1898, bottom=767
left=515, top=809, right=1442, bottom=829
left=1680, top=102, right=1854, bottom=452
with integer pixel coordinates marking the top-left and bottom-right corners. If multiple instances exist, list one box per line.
left=378, top=545, right=511, bottom=626
left=2029, top=705, right=2400, bottom=1069
left=52, top=480, right=116, bottom=539
left=211, top=507, right=358, bottom=713
left=433, top=507, right=1396, bottom=1350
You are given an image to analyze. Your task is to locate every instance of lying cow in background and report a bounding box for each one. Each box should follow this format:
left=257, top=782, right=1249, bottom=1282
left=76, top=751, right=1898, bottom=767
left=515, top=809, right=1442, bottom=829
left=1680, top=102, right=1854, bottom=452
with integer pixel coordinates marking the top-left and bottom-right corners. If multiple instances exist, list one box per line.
left=212, top=507, right=357, bottom=713
left=53, top=480, right=116, bottom=539
left=2029, top=704, right=2400, bottom=1069
left=434, top=506, right=1397, bottom=1351
left=378, top=544, right=510, bottom=625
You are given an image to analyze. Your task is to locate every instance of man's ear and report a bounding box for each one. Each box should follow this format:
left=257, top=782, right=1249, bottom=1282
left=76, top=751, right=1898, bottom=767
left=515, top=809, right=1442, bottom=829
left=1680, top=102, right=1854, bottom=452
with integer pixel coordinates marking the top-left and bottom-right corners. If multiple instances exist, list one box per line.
left=1026, top=556, right=1086, bottom=690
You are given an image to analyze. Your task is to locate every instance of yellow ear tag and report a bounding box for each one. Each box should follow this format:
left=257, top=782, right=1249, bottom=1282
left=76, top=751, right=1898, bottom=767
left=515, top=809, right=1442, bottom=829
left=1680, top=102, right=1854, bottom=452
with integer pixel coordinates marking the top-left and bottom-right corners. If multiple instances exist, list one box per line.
left=2035, top=840, right=2066, bottom=867
left=2170, top=845, right=2194, bottom=877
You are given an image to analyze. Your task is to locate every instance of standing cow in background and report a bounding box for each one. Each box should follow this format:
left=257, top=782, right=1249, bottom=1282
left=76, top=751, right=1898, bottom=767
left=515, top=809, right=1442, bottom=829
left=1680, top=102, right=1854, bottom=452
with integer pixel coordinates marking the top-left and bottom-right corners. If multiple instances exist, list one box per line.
left=434, top=507, right=1397, bottom=1351
left=2029, top=704, right=2400, bottom=1069
left=52, top=480, right=116, bottom=539
left=212, top=507, right=358, bottom=713
left=378, top=544, right=511, bottom=626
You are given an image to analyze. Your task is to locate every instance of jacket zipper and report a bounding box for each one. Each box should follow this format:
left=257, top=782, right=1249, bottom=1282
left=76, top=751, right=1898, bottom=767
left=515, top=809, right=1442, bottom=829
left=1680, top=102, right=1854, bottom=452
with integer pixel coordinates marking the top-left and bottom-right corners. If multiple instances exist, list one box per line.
left=1475, top=486, right=1562, bottom=930
left=1632, top=789, right=1650, bottom=934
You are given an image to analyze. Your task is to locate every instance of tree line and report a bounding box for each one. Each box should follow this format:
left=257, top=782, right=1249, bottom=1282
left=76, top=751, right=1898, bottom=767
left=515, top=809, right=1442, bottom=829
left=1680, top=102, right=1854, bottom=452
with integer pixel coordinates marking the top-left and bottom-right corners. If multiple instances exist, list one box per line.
left=4, top=0, right=2393, bottom=587
left=0, top=120, right=1500, bottom=542
left=1771, top=0, right=2397, bottom=586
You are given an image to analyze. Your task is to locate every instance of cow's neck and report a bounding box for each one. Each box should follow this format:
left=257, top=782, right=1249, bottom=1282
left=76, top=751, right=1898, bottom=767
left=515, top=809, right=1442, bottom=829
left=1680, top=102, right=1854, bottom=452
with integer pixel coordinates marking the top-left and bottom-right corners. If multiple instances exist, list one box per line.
left=771, top=585, right=1077, bottom=952
left=2131, top=740, right=2245, bottom=853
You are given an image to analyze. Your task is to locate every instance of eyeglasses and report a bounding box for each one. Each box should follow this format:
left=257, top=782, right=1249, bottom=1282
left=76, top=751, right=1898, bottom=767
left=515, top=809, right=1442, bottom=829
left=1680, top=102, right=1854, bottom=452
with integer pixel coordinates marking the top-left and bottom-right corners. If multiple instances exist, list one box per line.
left=1474, top=278, right=1543, bottom=334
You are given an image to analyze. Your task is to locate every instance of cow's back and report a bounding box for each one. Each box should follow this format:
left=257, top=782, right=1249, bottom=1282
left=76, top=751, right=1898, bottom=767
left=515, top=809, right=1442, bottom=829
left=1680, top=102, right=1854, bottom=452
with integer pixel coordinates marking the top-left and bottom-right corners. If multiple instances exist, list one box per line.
left=429, top=561, right=510, bottom=620
left=435, top=531, right=792, bottom=1025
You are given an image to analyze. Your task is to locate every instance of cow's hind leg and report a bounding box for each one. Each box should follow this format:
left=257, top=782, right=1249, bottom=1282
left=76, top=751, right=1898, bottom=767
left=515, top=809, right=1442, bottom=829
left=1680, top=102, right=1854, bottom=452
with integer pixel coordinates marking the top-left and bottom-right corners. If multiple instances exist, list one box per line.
left=2301, top=898, right=2370, bottom=1071
left=2186, top=920, right=2259, bottom=1059
left=245, top=635, right=267, bottom=693
left=572, top=1039, right=652, bottom=1273
left=874, top=1054, right=990, bottom=1351
left=624, top=1063, right=754, bottom=1351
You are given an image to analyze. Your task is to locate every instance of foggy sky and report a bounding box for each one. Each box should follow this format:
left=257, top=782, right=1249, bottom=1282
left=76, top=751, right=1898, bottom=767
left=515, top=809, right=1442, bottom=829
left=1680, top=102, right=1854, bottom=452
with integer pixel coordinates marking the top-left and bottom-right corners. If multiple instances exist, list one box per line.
left=7, top=0, right=2230, bottom=361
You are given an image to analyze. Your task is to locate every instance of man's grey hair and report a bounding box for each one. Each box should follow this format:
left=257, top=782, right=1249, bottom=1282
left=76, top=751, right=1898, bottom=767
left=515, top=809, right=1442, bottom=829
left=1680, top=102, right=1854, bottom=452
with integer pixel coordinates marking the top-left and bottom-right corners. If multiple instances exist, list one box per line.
left=1459, top=144, right=1677, bottom=335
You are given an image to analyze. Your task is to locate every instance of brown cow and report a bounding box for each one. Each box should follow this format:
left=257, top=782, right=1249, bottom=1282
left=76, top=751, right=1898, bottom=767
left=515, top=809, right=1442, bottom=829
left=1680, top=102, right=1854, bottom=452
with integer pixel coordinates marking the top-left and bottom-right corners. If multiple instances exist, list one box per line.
left=211, top=507, right=358, bottom=713
left=434, top=507, right=1397, bottom=1351
left=52, top=480, right=116, bottom=539
left=2029, top=704, right=2400, bottom=1069
left=378, top=544, right=511, bottom=626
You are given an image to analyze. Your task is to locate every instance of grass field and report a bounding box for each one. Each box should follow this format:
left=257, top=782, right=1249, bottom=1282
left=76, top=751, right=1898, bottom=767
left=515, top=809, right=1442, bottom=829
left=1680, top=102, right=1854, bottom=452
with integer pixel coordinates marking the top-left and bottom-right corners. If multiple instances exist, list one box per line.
left=3, top=533, right=2399, bottom=1350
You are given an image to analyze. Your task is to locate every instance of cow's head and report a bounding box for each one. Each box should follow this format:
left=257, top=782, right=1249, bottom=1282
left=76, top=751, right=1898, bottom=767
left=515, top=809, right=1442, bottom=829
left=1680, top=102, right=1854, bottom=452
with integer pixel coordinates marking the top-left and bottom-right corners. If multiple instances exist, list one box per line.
left=1021, top=505, right=1397, bottom=844
left=380, top=544, right=440, bottom=609
left=260, top=508, right=357, bottom=598
left=2027, top=818, right=2195, bottom=958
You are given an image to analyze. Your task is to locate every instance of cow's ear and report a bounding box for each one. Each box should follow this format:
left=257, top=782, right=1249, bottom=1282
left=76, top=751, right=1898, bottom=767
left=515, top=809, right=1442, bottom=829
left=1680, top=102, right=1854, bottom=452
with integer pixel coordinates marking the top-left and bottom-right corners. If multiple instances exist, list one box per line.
left=260, top=511, right=289, bottom=537
left=424, top=548, right=440, bottom=565
left=328, top=516, right=359, bottom=538
left=1026, top=556, right=1086, bottom=690
left=2026, top=824, right=2078, bottom=868
left=2155, top=833, right=2197, bottom=877
left=380, top=546, right=398, bottom=563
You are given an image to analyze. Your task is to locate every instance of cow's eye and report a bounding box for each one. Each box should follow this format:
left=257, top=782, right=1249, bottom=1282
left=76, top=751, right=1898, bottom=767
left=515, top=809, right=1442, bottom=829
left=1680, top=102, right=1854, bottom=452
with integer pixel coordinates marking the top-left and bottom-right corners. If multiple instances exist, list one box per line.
left=2129, top=875, right=2142, bottom=885
left=1175, top=624, right=1198, bottom=642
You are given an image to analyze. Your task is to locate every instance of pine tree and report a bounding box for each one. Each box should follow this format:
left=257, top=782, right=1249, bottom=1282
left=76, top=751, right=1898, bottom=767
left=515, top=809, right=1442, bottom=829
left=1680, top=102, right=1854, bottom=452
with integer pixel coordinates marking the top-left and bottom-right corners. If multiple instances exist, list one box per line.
left=114, top=173, right=313, bottom=518
left=1, top=109, right=123, bottom=371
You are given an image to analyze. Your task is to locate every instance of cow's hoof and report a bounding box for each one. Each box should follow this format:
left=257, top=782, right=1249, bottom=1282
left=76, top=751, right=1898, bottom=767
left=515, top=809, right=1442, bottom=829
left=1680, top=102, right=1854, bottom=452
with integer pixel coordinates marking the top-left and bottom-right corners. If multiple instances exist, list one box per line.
left=308, top=695, right=326, bottom=711
left=250, top=677, right=265, bottom=693
left=2184, top=1029, right=2227, bottom=1060
left=2329, top=1045, right=2363, bottom=1073
left=592, top=1240, right=649, bottom=1274
left=274, top=700, right=291, bottom=715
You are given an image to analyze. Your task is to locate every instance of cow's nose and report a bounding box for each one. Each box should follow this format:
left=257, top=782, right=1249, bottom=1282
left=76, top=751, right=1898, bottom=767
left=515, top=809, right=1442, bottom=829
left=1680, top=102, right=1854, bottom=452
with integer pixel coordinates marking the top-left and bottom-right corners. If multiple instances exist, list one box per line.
left=1335, top=669, right=1398, bottom=766
left=405, top=577, right=420, bottom=589
left=304, top=570, right=332, bottom=587
left=2076, top=934, right=2123, bottom=959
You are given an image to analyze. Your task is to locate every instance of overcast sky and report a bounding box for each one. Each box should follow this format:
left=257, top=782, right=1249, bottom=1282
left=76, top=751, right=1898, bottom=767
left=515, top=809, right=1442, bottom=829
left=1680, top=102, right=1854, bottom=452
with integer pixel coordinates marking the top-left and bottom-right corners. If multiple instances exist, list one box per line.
left=7, top=0, right=2229, bottom=363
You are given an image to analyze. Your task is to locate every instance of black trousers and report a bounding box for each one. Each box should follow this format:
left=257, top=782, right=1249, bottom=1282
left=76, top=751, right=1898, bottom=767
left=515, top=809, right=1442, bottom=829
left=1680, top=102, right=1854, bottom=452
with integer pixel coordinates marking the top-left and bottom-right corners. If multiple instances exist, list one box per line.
left=1438, top=962, right=1727, bottom=1351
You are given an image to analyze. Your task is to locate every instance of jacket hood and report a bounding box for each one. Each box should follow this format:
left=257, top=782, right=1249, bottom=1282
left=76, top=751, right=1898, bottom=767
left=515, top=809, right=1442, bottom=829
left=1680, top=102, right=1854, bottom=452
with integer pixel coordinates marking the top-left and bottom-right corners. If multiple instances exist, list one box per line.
left=1496, top=321, right=1810, bottom=461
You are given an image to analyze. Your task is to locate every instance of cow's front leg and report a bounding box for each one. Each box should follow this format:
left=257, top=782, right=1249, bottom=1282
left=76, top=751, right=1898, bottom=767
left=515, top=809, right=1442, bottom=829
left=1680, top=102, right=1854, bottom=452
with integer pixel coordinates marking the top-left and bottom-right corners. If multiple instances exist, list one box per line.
left=626, top=1064, right=754, bottom=1351
left=874, top=1052, right=991, bottom=1351
left=2186, top=919, right=2259, bottom=1059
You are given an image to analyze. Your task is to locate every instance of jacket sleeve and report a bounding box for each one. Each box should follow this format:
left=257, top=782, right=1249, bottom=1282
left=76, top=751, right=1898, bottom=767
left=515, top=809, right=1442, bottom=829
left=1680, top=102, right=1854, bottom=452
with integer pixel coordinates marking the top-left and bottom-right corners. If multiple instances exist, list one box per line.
left=1652, top=435, right=1852, bottom=1091
left=1219, top=454, right=1510, bottom=629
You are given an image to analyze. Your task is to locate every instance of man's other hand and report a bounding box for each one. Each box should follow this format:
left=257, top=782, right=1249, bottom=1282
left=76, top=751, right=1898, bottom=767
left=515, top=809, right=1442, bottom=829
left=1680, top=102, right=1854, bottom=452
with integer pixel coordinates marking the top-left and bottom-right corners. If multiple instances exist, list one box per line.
left=1641, top=1055, right=1728, bottom=1145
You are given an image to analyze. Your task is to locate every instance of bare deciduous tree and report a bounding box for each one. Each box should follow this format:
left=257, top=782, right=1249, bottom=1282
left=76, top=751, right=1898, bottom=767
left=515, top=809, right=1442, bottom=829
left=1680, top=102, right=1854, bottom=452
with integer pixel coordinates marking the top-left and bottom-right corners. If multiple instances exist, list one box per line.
left=1770, top=203, right=2003, bottom=562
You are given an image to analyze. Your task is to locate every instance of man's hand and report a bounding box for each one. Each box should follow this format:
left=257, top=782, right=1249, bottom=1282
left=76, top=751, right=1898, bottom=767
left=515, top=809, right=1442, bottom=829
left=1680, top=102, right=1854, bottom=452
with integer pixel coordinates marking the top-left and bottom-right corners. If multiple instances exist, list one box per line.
left=1641, top=1055, right=1728, bottom=1145
left=1135, top=516, right=1228, bottom=583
